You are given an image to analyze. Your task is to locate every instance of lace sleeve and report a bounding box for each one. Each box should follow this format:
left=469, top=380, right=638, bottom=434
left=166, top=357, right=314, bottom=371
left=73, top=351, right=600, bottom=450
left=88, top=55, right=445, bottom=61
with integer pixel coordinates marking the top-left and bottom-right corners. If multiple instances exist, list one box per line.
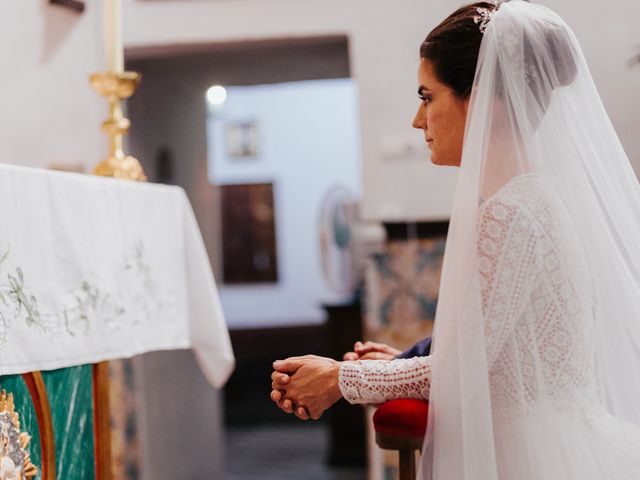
left=338, top=356, right=432, bottom=404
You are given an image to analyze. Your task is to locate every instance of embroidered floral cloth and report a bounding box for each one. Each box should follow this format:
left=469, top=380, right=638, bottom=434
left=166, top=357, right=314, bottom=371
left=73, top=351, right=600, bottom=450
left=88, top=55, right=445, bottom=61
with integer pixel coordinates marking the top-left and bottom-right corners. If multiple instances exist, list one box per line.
left=0, top=165, right=234, bottom=387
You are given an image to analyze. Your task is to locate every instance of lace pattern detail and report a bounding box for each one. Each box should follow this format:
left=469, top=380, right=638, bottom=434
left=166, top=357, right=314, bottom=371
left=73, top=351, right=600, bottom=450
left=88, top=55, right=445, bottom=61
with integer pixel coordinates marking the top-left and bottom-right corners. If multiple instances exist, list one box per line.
left=480, top=175, right=600, bottom=425
left=338, top=174, right=600, bottom=422
left=339, top=357, right=431, bottom=404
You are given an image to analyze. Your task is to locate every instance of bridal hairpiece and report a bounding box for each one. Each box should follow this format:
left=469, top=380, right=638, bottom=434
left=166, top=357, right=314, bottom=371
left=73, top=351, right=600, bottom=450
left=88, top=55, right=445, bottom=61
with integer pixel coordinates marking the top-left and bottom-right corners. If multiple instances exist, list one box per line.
left=473, top=7, right=495, bottom=33
left=474, top=0, right=529, bottom=34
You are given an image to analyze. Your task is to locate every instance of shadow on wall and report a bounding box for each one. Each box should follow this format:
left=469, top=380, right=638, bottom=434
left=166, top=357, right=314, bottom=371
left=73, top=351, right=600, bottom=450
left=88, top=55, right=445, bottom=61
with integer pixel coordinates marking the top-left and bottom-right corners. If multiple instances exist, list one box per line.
left=41, top=0, right=84, bottom=64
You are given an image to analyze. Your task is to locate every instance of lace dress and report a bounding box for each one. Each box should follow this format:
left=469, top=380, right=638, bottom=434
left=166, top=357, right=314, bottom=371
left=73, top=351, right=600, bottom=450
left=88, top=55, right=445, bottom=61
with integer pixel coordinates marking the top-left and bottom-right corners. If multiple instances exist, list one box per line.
left=339, top=174, right=640, bottom=479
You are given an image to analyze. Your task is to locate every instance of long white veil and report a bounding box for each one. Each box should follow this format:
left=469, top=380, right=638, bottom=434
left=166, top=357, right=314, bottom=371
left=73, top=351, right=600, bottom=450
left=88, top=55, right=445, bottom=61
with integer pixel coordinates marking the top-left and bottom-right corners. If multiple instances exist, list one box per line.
left=421, top=1, right=640, bottom=478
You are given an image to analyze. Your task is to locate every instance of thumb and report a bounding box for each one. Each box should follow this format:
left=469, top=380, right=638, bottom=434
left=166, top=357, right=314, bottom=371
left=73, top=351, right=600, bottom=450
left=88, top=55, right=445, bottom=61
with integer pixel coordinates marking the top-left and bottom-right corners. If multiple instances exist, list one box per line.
left=273, top=358, right=303, bottom=373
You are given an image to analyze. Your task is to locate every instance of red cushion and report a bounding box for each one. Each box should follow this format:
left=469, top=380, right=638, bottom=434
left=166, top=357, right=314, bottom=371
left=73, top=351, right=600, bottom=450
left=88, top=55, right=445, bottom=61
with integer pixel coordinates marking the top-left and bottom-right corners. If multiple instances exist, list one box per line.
left=373, top=399, right=429, bottom=438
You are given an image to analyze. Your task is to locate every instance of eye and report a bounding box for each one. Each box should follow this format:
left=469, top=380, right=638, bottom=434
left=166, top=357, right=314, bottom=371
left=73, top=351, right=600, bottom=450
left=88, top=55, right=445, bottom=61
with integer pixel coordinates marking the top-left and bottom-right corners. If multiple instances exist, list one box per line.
left=419, top=95, right=432, bottom=105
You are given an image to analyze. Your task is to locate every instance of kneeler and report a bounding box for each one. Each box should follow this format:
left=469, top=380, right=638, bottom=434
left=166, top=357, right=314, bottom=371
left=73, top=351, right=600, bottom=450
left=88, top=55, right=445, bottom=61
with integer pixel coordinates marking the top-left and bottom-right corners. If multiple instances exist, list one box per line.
left=373, top=399, right=429, bottom=480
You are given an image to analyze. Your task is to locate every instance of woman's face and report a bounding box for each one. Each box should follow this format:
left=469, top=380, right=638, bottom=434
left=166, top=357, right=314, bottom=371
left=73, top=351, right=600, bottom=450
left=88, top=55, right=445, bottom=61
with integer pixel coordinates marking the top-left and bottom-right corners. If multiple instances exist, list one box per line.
left=412, top=58, right=469, bottom=167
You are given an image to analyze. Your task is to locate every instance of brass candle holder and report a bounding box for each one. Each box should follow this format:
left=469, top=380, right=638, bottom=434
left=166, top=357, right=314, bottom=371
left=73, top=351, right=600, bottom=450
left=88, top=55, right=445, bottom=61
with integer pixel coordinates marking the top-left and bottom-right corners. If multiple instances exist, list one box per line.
left=90, top=71, right=147, bottom=182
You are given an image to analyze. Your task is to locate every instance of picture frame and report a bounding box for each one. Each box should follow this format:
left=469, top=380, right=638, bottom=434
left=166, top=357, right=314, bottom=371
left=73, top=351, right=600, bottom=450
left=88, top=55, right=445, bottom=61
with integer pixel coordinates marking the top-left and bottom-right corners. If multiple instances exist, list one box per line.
left=220, top=183, right=278, bottom=284
left=225, top=121, right=259, bottom=159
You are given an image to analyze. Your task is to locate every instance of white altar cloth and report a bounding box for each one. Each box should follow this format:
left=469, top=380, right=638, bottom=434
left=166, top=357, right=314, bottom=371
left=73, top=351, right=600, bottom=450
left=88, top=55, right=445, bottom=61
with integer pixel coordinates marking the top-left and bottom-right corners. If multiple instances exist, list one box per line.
left=0, top=164, right=234, bottom=388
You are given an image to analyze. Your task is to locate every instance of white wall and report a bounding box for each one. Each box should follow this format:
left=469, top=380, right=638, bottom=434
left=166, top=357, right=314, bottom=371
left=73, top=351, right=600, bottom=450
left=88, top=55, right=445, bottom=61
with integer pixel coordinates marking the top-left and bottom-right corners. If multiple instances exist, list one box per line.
left=0, top=0, right=106, bottom=171
left=208, top=79, right=361, bottom=327
left=122, top=0, right=640, bottom=221
left=1, top=1, right=638, bottom=220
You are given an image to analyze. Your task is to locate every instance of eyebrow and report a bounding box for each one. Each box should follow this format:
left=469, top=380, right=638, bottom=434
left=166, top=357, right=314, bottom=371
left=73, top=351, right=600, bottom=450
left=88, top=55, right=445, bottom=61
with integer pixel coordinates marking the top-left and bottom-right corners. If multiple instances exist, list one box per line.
left=418, top=86, right=430, bottom=96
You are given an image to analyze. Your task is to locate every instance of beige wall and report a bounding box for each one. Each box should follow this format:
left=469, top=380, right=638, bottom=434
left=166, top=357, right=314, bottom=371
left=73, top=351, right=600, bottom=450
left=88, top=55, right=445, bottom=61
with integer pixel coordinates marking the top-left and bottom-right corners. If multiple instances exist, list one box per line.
left=0, top=0, right=105, bottom=171
left=122, top=0, right=462, bottom=220
left=122, top=0, right=640, bottom=221
left=1, top=0, right=638, bottom=219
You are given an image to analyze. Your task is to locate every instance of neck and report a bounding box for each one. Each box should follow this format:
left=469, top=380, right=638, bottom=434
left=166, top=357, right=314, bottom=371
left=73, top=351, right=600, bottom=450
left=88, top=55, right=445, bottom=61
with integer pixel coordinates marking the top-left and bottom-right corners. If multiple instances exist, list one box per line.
left=479, top=135, right=530, bottom=200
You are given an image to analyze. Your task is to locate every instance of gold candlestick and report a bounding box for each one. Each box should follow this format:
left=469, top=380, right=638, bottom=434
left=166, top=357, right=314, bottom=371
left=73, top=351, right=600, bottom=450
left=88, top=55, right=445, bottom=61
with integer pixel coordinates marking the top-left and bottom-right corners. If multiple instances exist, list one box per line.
left=90, top=71, right=147, bottom=182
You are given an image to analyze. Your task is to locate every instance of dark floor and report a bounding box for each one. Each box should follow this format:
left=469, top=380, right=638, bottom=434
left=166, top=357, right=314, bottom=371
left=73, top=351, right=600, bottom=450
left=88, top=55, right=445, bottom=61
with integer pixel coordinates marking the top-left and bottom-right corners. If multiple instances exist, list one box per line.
left=224, top=423, right=366, bottom=480
left=223, top=321, right=367, bottom=479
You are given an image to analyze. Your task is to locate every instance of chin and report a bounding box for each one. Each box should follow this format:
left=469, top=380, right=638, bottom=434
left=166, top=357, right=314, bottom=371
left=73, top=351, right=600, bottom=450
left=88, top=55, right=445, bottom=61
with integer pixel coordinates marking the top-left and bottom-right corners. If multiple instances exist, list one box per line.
left=430, top=152, right=446, bottom=166
left=430, top=152, right=459, bottom=167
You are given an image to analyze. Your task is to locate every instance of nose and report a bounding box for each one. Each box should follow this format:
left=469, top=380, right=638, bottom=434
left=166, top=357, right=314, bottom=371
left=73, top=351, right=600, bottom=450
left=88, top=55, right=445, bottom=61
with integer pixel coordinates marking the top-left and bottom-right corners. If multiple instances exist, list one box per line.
left=412, top=104, right=427, bottom=130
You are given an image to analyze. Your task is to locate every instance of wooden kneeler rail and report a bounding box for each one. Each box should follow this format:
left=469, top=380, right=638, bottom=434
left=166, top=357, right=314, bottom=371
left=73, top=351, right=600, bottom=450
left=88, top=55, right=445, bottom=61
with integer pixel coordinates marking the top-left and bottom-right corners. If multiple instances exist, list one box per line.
left=23, top=372, right=56, bottom=480
left=93, top=362, right=113, bottom=480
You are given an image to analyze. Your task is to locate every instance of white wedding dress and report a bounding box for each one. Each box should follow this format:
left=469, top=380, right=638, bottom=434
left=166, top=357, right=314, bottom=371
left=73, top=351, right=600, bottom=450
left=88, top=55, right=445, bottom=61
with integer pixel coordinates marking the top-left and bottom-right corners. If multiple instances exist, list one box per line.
left=339, top=174, right=640, bottom=479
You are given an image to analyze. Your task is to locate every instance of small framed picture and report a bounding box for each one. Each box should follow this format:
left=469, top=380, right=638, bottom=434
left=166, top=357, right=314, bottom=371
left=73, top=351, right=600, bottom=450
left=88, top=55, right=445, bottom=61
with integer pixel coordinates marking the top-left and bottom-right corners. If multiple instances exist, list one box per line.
left=226, top=121, right=259, bottom=159
left=49, top=0, right=85, bottom=12
left=220, top=183, right=278, bottom=284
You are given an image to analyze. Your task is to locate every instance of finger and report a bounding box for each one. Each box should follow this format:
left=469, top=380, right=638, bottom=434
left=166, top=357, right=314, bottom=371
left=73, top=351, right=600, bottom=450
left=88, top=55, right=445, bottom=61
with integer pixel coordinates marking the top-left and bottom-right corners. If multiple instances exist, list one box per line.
left=272, top=380, right=289, bottom=390
left=276, top=397, right=294, bottom=413
left=271, top=371, right=290, bottom=384
left=343, top=352, right=359, bottom=361
left=283, top=399, right=294, bottom=413
left=272, top=390, right=287, bottom=409
left=359, top=352, right=379, bottom=360
left=360, top=352, right=392, bottom=360
left=311, top=410, right=323, bottom=421
left=273, top=358, right=304, bottom=373
left=357, top=341, right=398, bottom=355
left=274, top=355, right=313, bottom=363
left=295, top=407, right=310, bottom=420
left=355, top=341, right=383, bottom=354
left=270, top=390, right=282, bottom=402
left=354, top=346, right=377, bottom=355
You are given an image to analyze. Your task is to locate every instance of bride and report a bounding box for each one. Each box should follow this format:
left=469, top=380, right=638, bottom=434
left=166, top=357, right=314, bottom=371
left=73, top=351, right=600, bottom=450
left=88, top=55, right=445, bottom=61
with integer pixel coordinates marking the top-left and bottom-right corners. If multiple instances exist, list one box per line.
left=270, top=1, right=640, bottom=478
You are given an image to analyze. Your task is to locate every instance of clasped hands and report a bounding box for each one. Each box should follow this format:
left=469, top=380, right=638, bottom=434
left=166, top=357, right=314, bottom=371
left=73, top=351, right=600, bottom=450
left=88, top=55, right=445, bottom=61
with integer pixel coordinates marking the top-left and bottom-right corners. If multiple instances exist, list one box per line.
left=270, top=341, right=400, bottom=420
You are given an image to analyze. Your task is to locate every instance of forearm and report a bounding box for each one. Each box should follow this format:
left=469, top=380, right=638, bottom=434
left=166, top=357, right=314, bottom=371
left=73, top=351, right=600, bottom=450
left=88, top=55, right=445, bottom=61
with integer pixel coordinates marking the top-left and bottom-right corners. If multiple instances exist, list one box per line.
left=338, top=356, right=432, bottom=405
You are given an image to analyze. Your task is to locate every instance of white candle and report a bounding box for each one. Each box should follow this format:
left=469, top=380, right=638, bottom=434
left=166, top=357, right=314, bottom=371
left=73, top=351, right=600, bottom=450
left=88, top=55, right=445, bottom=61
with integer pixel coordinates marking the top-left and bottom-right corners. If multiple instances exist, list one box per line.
left=105, top=0, right=124, bottom=73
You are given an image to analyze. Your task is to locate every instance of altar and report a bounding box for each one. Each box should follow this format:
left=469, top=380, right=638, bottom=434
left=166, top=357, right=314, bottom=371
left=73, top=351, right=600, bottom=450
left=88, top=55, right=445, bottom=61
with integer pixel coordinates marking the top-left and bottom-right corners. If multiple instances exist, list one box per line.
left=0, top=164, right=234, bottom=479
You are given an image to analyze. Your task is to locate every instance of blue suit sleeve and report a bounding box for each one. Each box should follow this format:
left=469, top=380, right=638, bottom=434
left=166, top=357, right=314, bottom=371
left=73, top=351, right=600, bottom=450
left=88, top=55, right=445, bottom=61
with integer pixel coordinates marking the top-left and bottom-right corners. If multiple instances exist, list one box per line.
left=395, top=337, right=432, bottom=359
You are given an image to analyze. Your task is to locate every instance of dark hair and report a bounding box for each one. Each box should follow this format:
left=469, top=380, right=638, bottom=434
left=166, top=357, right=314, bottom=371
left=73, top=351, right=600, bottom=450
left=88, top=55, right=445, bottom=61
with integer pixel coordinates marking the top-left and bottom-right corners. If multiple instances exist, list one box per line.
left=420, top=2, right=494, bottom=99
left=420, top=1, right=577, bottom=106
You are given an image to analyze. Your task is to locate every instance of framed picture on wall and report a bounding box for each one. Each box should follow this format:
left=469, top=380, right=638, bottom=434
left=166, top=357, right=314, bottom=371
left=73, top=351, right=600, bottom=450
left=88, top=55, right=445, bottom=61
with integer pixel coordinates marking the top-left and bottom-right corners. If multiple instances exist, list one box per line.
left=226, top=121, right=259, bottom=158
left=49, top=0, right=85, bottom=12
left=220, top=183, right=278, bottom=284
